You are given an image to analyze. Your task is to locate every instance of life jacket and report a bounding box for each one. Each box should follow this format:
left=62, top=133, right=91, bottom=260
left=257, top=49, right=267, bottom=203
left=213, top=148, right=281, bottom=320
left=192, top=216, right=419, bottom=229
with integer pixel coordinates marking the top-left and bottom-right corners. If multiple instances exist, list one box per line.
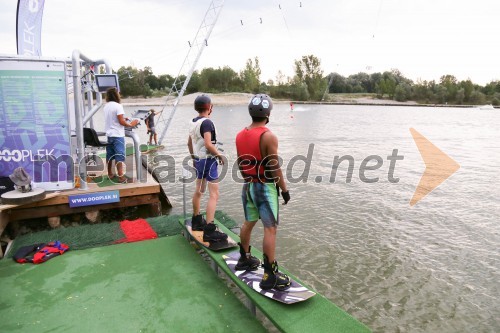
left=235, top=126, right=275, bottom=183
left=189, top=117, right=217, bottom=159
left=13, top=241, right=69, bottom=264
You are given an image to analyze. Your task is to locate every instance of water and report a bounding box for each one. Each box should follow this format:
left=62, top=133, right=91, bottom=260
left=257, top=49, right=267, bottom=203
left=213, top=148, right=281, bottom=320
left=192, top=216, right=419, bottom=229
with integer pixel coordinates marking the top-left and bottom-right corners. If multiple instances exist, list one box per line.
left=121, top=103, right=500, bottom=332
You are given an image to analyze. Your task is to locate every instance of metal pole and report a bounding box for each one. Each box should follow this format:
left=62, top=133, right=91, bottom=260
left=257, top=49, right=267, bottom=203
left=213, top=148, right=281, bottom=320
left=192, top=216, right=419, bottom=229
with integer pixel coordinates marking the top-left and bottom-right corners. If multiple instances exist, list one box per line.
left=71, top=50, right=112, bottom=190
left=157, top=0, right=225, bottom=145
left=182, top=167, right=188, bottom=219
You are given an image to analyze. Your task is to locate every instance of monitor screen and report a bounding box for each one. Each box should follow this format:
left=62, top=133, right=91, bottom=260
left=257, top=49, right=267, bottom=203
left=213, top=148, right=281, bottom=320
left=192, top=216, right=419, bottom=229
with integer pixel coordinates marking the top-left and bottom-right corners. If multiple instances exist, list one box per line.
left=95, top=74, right=120, bottom=92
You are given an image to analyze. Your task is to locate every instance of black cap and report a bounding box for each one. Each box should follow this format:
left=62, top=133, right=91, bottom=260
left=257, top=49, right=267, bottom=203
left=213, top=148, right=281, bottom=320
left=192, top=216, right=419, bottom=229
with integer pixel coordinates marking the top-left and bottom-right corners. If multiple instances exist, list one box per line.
left=194, top=94, right=212, bottom=112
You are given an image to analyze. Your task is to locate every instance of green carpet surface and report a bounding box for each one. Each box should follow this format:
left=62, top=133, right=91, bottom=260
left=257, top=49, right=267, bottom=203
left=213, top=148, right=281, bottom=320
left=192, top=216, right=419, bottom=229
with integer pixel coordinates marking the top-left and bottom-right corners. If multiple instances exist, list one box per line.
left=98, top=144, right=163, bottom=158
left=6, top=211, right=238, bottom=259
left=0, top=236, right=267, bottom=333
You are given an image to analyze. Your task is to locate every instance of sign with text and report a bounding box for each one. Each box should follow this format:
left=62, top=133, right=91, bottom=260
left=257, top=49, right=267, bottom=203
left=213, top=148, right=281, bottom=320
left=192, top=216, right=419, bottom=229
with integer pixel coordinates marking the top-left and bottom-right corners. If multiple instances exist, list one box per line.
left=0, top=58, right=73, bottom=190
left=69, top=190, right=120, bottom=208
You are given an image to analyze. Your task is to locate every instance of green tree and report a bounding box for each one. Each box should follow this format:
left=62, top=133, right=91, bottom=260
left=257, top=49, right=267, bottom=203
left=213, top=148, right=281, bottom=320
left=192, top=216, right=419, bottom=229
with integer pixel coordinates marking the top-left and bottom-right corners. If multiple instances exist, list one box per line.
left=199, top=66, right=240, bottom=92
left=483, top=80, right=500, bottom=96
left=491, top=93, right=500, bottom=106
left=145, top=75, right=159, bottom=90
left=158, top=74, right=175, bottom=91
left=369, top=72, right=383, bottom=93
left=470, top=90, right=486, bottom=104
left=289, top=82, right=309, bottom=101
left=436, top=85, right=448, bottom=104
left=117, top=66, right=141, bottom=97
left=294, top=55, right=326, bottom=100
left=186, top=71, right=201, bottom=94
left=456, top=88, right=465, bottom=104
left=348, top=72, right=372, bottom=92
left=376, top=76, right=396, bottom=98
left=412, top=79, right=431, bottom=102
left=439, top=75, right=458, bottom=103
left=240, top=57, right=261, bottom=93
left=394, top=83, right=412, bottom=102
left=460, top=79, right=474, bottom=102
left=327, top=73, right=347, bottom=93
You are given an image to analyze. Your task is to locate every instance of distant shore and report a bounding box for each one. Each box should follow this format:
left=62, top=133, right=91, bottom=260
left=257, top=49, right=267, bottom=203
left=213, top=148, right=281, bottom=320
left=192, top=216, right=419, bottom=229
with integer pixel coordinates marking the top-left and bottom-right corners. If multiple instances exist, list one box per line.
left=122, top=92, right=257, bottom=107
left=121, top=92, right=415, bottom=107
left=122, top=92, right=492, bottom=108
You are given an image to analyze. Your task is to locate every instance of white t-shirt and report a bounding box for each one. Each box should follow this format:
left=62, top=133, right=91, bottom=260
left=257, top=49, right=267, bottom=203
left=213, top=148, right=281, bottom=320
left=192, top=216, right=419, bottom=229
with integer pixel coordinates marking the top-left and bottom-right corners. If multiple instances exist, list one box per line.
left=104, top=101, right=125, bottom=137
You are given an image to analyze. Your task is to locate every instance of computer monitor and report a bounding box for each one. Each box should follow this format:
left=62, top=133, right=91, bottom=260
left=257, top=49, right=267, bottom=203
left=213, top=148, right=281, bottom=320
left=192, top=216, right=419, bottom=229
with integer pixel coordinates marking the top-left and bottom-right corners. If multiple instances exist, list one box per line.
left=95, top=74, right=120, bottom=93
left=132, top=109, right=151, bottom=120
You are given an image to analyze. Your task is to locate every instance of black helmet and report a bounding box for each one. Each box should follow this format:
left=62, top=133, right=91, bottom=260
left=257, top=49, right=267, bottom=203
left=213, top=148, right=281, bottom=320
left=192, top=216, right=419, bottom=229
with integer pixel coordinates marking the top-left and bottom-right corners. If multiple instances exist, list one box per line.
left=194, top=94, right=211, bottom=112
left=248, top=94, right=273, bottom=117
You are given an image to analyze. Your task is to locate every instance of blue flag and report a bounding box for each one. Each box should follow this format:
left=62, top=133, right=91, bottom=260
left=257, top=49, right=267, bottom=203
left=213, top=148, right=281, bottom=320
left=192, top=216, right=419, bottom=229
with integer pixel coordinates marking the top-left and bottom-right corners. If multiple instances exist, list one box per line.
left=16, top=0, right=45, bottom=56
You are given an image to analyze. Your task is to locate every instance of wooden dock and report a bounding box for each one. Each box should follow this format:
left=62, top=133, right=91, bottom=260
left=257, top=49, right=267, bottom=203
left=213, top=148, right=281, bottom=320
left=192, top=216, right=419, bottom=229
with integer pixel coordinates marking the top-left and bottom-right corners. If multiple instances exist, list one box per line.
left=0, top=157, right=167, bottom=258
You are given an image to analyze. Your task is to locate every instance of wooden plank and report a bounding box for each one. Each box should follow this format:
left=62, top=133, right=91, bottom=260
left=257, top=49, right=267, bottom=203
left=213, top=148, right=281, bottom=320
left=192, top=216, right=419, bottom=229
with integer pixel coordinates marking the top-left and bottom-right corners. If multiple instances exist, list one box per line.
left=0, top=192, right=60, bottom=212
left=10, top=182, right=160, bottom=207
left=7, top=194, right=160, bottom=221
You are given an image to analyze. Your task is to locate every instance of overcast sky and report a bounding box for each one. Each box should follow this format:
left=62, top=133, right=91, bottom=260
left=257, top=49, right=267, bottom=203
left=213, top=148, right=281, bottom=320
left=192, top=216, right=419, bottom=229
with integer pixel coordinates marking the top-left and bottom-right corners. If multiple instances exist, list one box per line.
left=1, top=0, right=499, bottom=85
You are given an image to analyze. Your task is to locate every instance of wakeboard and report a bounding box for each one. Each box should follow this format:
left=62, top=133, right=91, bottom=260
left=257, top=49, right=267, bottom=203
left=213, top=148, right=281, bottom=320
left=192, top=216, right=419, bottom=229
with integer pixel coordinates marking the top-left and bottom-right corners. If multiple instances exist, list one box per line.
left=223, top=251, right=316, bottom=304
left=183, top=218, right=237, bottom=251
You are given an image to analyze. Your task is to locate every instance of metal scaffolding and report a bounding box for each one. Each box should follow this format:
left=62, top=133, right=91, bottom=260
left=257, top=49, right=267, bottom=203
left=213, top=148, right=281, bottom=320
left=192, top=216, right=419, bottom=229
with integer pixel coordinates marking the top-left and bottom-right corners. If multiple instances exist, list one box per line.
left=156, top=0, right=225, bottom=145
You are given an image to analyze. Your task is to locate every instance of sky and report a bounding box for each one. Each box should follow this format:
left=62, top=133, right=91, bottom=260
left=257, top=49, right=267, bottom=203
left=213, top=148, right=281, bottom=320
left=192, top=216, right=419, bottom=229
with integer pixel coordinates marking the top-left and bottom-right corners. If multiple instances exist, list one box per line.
left=1, top=0, right=500, bottom=85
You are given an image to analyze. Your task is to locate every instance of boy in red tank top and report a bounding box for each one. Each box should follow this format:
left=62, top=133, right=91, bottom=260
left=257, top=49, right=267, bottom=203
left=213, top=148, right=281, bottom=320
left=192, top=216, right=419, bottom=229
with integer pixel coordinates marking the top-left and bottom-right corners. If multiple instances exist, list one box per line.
left=235, top=94, right=291, bottom=291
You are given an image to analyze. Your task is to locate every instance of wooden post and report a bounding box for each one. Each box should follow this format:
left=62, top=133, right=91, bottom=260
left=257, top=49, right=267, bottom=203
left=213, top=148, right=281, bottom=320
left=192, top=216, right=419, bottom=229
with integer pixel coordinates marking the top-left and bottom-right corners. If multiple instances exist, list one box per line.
left=147, top=202, right=161, bottom=217
left=0, top=210, right=9, bottom=258
left=85, top=210, right=100, bottom=223
left=48, top=216, right=61, bottom=228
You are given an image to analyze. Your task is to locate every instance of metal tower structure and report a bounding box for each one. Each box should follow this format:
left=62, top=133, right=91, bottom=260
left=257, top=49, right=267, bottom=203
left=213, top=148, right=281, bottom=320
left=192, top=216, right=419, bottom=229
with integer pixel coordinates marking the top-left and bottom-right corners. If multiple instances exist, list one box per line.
left=157, top=0, right=225, bottom=144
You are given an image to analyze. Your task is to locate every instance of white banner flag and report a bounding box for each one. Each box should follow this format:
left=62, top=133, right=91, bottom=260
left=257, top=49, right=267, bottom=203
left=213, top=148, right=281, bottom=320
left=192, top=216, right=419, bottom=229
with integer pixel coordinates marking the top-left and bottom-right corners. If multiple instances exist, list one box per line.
left=16, top=0, right=45, bottom=56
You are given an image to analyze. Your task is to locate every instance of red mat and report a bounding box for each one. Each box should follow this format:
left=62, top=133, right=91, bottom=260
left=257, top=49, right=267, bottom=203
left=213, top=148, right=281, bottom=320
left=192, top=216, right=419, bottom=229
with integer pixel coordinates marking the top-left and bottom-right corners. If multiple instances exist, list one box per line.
left=116, top=219, right=158, bottom=243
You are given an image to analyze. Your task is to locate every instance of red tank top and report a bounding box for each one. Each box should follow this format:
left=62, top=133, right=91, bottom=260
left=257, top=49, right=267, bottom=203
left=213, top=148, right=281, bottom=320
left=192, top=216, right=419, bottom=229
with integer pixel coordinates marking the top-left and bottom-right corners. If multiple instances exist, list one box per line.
left=235, top=126, right=274, bottom=183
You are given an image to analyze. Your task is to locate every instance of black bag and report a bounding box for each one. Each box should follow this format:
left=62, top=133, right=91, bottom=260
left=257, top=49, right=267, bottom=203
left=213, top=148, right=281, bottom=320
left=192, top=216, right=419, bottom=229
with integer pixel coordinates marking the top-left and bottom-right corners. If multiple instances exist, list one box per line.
left=0, top=176, right=15, bottom=199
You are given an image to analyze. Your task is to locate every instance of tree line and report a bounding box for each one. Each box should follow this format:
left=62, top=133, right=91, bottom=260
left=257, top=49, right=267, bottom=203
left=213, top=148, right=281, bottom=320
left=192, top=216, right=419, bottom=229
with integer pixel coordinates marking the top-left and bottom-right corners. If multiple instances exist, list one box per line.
left=116, top=55, right=500, bottom=105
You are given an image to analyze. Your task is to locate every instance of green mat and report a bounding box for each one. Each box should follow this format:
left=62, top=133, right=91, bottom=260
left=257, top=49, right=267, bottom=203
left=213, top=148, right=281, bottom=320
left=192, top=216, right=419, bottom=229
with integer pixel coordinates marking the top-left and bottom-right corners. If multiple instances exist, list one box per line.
left=98, top=144, right=162, bottom=158
left=0, top=236, right=267, bottom=333
left=5, top=211, right=239, bottom=258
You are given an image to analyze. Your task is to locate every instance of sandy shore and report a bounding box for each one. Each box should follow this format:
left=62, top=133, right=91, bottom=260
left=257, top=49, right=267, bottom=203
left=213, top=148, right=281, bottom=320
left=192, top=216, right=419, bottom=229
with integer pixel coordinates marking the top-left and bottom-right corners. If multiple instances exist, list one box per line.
left=121, top=92, right=418, bottom=107
left=122, top=92, right=257, bottom=107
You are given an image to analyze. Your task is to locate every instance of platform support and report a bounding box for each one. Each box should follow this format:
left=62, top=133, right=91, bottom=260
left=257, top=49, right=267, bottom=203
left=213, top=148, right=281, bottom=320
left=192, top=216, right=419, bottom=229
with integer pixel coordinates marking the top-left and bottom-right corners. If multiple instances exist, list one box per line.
left=245, top=298, right=256, bottom=316
left=210, top=259, right=219, bottom=274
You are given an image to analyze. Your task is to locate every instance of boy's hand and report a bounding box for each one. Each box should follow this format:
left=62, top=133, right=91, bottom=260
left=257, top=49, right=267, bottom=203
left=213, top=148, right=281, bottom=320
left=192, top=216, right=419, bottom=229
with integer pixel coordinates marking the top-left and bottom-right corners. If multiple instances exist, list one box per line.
left=216, top=154, right=225, bottom=165
left=281, top=191, right=290, bottom=204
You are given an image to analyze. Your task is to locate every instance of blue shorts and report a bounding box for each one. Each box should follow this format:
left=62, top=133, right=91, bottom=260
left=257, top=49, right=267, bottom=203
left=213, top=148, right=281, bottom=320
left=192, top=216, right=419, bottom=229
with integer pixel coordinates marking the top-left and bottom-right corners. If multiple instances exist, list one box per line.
left=194, top=158, right=219, bottom=182
left=106, top=136, right=125, bottom=162
left=242, top=182, right=279, bottom=227
left=149, top=126, right=156, bottom=135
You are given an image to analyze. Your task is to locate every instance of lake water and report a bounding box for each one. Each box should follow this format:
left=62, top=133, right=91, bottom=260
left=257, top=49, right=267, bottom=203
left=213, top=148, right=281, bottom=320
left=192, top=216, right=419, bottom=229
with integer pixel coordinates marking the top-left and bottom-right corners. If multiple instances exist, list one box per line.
left=123, top=103, right=500, bottom=332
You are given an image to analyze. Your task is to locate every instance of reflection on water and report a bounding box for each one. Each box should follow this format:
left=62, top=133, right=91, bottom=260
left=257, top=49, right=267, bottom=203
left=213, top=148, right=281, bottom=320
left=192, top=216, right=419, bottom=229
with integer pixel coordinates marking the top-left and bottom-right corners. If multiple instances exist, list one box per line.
left=117, top=103, right=500, bottom=332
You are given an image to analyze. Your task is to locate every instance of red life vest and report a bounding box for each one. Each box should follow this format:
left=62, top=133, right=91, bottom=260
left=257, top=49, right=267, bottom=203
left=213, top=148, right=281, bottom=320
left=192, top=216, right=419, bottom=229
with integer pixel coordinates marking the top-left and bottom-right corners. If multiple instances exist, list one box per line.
left=235, top=126, right=275, bottom=183
left=13, top=241, right=69, bottom=264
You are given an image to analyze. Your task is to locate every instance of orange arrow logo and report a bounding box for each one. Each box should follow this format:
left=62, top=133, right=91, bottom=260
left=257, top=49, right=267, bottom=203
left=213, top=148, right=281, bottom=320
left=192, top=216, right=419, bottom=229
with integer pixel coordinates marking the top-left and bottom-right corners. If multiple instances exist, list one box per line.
left=410, top=128, right=460, bottom=206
